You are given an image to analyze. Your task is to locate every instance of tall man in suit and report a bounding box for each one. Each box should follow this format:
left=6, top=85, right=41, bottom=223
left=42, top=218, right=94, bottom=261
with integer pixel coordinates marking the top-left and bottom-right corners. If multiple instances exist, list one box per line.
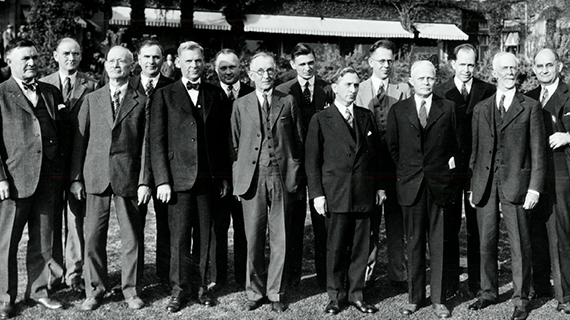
left=355, top=39, right=410, bottom=290
left=231, top=52, right=304, bottom=313
left=306, top=67, right=383, bottom=315
left=209, top=48, right=254, bottom=290
left=70, top=46, right=151, bottom=311
left=0, top=38, right=67, bottom=319
left=526, top=48, right=570, bottom=312
left=386, top=60, right=460, bottom=318
left=150, top=41, right=230, bottom=312
left=434, top=43, right=495, bottom=297
left=276, top=43, right=333, bottom=289
left=468, top=52, right=546, bottom=320
left=40, top=37, right=98, bottom=293
left=130, top=39, right=174, bottom=286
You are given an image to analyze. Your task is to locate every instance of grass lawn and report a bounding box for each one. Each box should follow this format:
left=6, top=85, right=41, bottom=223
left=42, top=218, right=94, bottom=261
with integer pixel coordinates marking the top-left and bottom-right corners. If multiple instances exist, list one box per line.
left=10, top=202, right=564, bottom=319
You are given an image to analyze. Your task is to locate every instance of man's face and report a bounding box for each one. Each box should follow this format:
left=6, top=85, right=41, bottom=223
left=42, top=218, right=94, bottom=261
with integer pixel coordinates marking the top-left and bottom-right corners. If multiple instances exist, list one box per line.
left=332, top=72, right=360, bottom=106
left=138, top=45, right=163, bottom=78
left=248, top=56, right=276, bottom=91
left=533, top=49, right=562, bottom=86
left=177, top=49, right=204, bottom=82
left=451, top=49, right=476, bottom=83
left=410, top=64, right=436, bottom=98
left=7, top=46, right=38, bottom=81
left=216, top=53, right=240, bottom=85
left=54, top=40, right=81, bottom=74
left=105, top=47, right=133, bottom=81
left=492, top=55, right=518, bottom=91
left=368, top=47, right=394, bottom=80
left=290, top=53, right=315, bottom=80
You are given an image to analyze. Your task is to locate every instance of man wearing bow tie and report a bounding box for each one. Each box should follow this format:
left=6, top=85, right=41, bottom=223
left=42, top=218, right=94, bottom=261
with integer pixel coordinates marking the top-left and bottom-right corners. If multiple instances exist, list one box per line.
left=40, top=37, right=98, bottom=294
left=0, top=38, right=68, bottom=318
left=150, top=41, right=231, bottom=313
left=231, top=52, right=304, bottom=313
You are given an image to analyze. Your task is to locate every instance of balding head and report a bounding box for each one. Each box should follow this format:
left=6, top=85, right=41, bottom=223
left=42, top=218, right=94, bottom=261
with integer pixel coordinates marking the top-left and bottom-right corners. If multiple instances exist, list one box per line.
left=410, top=60, right=436, bottom=98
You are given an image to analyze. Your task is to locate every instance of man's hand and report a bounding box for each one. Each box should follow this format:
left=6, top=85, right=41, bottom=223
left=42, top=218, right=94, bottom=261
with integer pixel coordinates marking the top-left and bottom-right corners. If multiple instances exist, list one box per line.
left=313, top=196, right=327, bottom=216
left=137, top=186, right=152, bottom=206
left=375, top=189, right=387, bottom=206
left=157, top=184, right=172, bottom=203
left=0, top=180, right=9, bottom=201
left=549, top=132, right=570, bottom=149
left=70, top=181, right=86, bottom=201
left=468, top=191, right=475, bottom=208
left=220, top=179, right=230, bottom=198
left=523, top=191, right=539, bottom=210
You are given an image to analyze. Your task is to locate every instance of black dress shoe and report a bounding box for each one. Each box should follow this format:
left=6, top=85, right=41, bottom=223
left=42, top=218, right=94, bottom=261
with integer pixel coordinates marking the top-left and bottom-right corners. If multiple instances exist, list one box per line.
left=271, top=301, right=286, bottom=313
left=511, top=306, right=528, bottom=320
left=166, top=296, right=182, bottom=313
left=0, top=301, right=13, bottom=320
left=351, top=300, right=378, bottom=313
left=198, top=293, right=214, bottom=307
left=468, top=299, right=494, bottom=310
left=244, top=299, right=263, bottom=311
left=401, top=303, right=419, bottom=315
left=71, top=283, right=85, bottom=293
left=325, top=300, right=341, bottom=314
left=34, top=297, right=63, bottom=310
left=557, top=302, right=570, bottom=314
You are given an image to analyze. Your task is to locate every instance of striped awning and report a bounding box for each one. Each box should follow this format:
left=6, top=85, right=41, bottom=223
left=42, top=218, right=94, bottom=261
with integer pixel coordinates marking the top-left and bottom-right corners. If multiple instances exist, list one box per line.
left=414, top=23, right=469, bottom=41
left=110, top=6, right=231, bottom=30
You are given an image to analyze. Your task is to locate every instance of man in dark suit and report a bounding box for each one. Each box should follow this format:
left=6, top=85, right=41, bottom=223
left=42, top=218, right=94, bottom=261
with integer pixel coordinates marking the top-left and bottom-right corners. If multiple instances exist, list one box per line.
left=468, top=52, right=546, bottom=320
left=0, top=38, right=67, bottom=319
left=526, top=48, right=570, bottom=312
left=434, top=43, right=495, bottom=297
left=70, top=46, right=151, bottom=311
left=355, top=39, right=411, bottom=291
left=130, top=39, right=174, bottom=286
left=231, top=52, right=304, bottom=313
left=276, top=43, right=333, bottom=289
left=40, top=37, right=98, bottom=293
left=208, top=48, right=253, bottom=291
left=386, top=60, right=459, bottom=318
left=150, top=41, right=230, bottom=312
left=306, top=67, right=383, bottom=315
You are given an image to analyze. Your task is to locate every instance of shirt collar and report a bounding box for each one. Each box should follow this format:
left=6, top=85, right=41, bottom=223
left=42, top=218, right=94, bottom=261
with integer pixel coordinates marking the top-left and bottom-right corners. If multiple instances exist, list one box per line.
left=220, top=81, right=241, bottom=93
left=13, top=76, right=37, bottom=92
left=110, top=81, right=129, bottom=97
left=414, top=94, right=433, bottom=113
left=334, top=101, right=354, bottom=115
left=255, top=88, right=273, bottom=105
left=58, top=71, right=77, bottom=87
left=297, top=76, right=315, bottom=88
left=141, top=73, right=160, bottom=88
left=370, top=74, right=389, bottom=92
left=496, top=87, right=516, bottom=109
left=182, top=76, right=201, bottom=85
left=542, top=77, right=560, bottom=96
left=454, top=76, right=473, bottom=93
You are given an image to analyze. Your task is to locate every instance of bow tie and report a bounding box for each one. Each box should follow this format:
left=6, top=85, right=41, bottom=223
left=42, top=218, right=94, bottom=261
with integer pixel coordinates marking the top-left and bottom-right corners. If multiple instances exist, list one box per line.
left=22, top=81, right=37, bottom=92
left=186, top=81, right=200, bottom=91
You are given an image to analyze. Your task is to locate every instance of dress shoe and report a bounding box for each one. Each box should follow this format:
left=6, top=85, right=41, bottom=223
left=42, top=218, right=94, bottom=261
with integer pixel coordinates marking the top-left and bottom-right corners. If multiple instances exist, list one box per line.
left=530, top=290, right=553, bottom=300
left=351, top=300, right=377, bottom=314
left=401, top=303, right=419, bottom=315
left=433, top=303, right=451, bottom=318
left=325, top=300, right=342, bottom=314
left=79, top=297, right=100, bottom=311
left=271, top=301, right=286, bottom=313
left=391, top=280, right=408, bottom=292
left=125, top=296, right=144, bottom=309
left=511, top=306, right=528, bottom=320
left=557, top=302, right=570, bottom=314
left=198, top=293, right=214, bottom=307
left=244, top=299, right=264, bottom=311
left=0, top=301, right=13, bottom=320
left=71, top=283, right=85, bottom=293
left=468, top=299, right=494, bottom=310
left=166, top=296, right=182, bottom=313
left=35, top=297, right=63, bottom=310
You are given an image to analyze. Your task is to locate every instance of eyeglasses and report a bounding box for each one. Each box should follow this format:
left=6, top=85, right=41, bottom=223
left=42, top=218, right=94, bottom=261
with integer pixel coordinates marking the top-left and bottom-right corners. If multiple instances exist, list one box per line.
left=252, top=68, right=276, bottom=77
left=370, top=58, right=394, bottom=66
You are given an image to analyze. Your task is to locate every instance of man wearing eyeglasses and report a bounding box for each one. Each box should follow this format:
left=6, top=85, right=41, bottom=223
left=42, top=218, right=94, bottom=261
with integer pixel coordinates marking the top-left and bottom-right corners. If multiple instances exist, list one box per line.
left=355, top=39, right=410, bottom=292
left=230, top=52, right=304, bottom=313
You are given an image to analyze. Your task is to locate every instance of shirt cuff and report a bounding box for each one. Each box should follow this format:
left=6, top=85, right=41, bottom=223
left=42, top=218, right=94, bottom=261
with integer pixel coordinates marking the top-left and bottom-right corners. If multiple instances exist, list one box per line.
left=528, top=189, right=540, bottom=197
left=314, top=196, right=325, bottom=201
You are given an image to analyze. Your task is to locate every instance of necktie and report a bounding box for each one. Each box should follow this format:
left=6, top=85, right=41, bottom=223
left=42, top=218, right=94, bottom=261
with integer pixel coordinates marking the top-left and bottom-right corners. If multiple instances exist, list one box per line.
left=541, top=88, right=549, bottom=107
left=499, top=94, right=506, bottom=118
left=145, top=79, right=154, bottom=97
left=22, top=81, right=37, bottom=92
left=227, top=84, right=235, bottom=101
left=302, top=82, right=311, bottom=105
left=186, top=81, right=200, bottom=91
left=418, top=100, right=427, bottom=128
left=262, top=93, right=269, bottom=115
left=461, top=82, right=468, bottom=101
left=344, top=107, right=354, bottom=128
left=63, top=76, right=72, bottom=102
left=112, top=90, right=121, bottom=119
left=377, top=83, right=385, bottom=100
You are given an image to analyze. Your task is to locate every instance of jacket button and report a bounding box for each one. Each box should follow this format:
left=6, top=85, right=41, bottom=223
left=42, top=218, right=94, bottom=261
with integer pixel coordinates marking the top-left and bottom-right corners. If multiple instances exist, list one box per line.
left=255, top=147, right=259, bottom=151
left=252, top=161, right=256, bottom=164
left=347, top=153, right=351, bottom=157
left=37, top=150, right=41, bottom=154
left=257, top=134, right=261, bottom=137
left=191, top=138, right=195, bottom=142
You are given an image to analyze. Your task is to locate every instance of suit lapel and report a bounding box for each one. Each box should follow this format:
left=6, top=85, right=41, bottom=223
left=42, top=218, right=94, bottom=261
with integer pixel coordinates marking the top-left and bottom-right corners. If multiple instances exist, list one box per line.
left=69, top=75, right=88, bottom=109
left=172, top=81, right=193, bottom=114
left=548, top=83, right=570, bottom=119
left=386, top=83, right=402, bottom=109
left=199, top=88, right=211, bottom=120
left=501, top=93, right=524, bottom=130
left=313, top=83, right=326, bottom=110
left=425, top=97, right=444, bottom=131
left=269, top=94, right=284, bottom=129
left=324, top=106, right=356, bottom=148
left=468, top=80, right=485, bottom=112
left=406, top=99, right=421, bottom=130
left=361, top=80, right=374, bottom=109
left=7, top=78, right=35, bottom=115
left=245, top=93, right=261, bottom=130
left=37, top=84, right=57, bottom=120
left=95, top=85, right=114, bottom=128
left=114, top=84, right=140, bottom=127
left=354, top=107, right=368, bottom=151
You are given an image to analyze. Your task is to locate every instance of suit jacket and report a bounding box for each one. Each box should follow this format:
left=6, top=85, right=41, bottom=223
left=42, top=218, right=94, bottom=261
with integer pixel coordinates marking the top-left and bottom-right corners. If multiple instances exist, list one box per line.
left=386, top=95, right=460, bottom=206
left=355, top=78, right=411, bottom=120
left=470, top=92, right=546, bottom=204
left=434, top=77, right=495, bottom=176
left=0, top=77, right=65, bottom=198
left=130, top=74, right=174, bottom=97
left=150, top=80, right=231, bottom=191
left=231, top=89, right=304, bottom=195
left=70, top=82, right=151, bottom=197
left=305, top=104, right=381, bottom=212
left=276, top=77, right=334, bottom=133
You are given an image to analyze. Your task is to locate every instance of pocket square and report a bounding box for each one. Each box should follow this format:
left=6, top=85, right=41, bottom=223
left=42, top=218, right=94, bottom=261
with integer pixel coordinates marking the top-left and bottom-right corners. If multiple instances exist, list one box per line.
left=367, top=131, right=372, bottom=136
left=564, top=112, right=570, bottom=116
left=57, top=104, right=66, bottom=110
